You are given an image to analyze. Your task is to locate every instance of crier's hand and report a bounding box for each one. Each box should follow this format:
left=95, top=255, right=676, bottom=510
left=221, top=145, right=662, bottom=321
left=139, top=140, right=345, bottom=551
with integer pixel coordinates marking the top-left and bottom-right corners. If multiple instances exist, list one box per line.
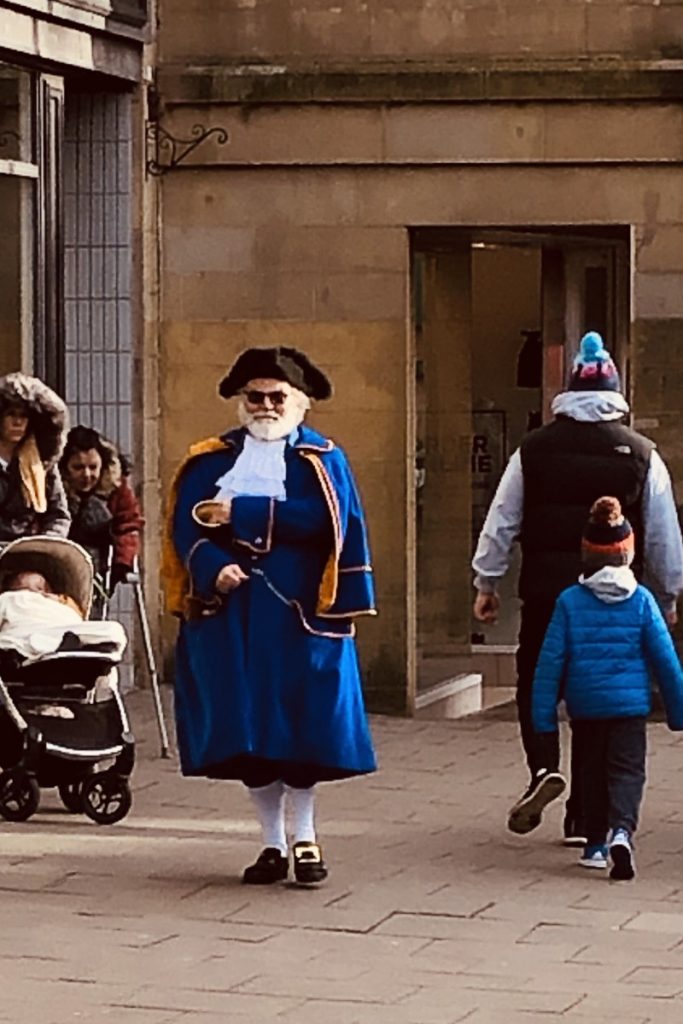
left=215, top=564, right=249, bottom=593
left=473, top=591, right=500, bottom=625
left=206, top=500, right=232, bottom=525
left=666, top=607, right=679, bottom=627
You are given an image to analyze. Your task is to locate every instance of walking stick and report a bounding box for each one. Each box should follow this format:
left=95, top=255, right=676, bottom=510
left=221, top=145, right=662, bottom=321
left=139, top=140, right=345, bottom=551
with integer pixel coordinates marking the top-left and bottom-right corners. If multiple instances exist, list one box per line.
left=131, top=556, right=171, bottom=758
left=96, top=545, right=115, bottom=620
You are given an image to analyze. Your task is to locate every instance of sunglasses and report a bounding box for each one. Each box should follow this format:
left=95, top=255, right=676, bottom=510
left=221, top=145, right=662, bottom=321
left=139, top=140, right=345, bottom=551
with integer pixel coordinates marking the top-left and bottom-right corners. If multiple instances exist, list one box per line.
left=242, top=389, right=289, bottom=406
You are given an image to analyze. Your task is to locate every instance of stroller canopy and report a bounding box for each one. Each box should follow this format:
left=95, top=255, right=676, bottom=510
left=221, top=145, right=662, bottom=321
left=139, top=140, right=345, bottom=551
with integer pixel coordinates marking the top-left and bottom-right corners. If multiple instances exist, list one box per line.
left=0, top=537, right=94, bottom=618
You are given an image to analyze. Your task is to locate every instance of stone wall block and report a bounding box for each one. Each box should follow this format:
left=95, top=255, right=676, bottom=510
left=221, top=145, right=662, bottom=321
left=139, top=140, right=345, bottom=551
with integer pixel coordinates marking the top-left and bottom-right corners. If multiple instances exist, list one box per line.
left=632, top=365, right=665, bottom=414
left=636, top=225, right=683, bottom=274
left=634, top=319, right=683, bottom=366
left=544, top=106, right=683, bottom=162
left=313, top=272, right=407, bottom=321
left=168, top=106, right=384, bottom=166
left=384, top=106, right=544, bottom=163
left=357, top=166, right=683, bottom=227
left=163, top=171, right=360, bottom=229
left=254, top=225, right=407, bottom=275
left=162, top=270, right=316, bottom=321
left=635, top=273, right=683, bottom=320
left=161, top=0, right=681, bottom=62
left=164, top=226, right=255, bottom=275
left=586, top=7, right=656, bottom=55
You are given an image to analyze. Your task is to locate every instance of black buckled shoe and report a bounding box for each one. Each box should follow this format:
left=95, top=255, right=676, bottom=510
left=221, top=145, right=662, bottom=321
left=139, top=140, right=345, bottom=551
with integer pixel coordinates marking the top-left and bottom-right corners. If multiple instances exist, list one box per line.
left=241, top=847, right=289, bottom=885
left=293, top=842, right=328, bottom=885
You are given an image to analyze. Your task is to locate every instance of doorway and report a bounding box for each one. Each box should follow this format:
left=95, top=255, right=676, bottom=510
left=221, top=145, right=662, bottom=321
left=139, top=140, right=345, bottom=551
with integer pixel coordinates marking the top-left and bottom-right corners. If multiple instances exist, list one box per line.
left=412, top=226, right=631, bottom=709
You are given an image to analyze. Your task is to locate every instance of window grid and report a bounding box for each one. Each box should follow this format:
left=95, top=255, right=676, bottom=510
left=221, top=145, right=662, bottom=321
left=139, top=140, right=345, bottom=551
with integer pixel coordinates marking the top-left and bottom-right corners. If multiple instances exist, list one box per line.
left=63, top=91, right=135, bottom=686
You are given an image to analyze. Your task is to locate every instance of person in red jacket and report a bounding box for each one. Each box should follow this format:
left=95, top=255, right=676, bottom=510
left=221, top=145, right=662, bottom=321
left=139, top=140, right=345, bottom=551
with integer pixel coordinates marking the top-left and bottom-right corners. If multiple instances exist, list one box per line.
left=59, top=426, right=144, bottom=598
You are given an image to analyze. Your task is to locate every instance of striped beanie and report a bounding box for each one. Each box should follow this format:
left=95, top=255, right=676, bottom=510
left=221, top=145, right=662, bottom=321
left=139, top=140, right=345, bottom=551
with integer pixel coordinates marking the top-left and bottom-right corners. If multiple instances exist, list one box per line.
left=581, top=496, right=634, bottom=570
left=569, top=332, right=621, bottom=393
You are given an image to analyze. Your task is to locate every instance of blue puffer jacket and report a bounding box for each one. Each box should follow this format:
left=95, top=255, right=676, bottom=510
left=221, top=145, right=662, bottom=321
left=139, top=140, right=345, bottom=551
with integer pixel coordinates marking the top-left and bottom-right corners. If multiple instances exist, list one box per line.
left=533, top=580, right=683, bottom=732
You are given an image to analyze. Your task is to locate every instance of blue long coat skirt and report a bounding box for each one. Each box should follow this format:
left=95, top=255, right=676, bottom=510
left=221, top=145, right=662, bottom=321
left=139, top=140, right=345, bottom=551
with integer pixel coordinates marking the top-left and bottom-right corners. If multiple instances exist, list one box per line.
left=171, top=430, right=377, bottom=783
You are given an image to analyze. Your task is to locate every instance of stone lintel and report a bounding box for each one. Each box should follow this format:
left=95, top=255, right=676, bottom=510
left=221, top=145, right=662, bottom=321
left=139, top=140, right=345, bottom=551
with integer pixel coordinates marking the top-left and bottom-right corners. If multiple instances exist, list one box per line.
left=0, top=3, right=144, bottom=80
left=158, top=59, right=683, bottom=108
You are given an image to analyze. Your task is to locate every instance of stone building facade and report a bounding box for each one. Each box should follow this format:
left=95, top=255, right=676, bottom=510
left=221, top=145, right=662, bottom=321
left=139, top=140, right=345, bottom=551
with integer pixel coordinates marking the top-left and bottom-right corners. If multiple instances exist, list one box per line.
left=0, top=0, right=153, bottom=682
left=148, top=1, right=683, bottom=713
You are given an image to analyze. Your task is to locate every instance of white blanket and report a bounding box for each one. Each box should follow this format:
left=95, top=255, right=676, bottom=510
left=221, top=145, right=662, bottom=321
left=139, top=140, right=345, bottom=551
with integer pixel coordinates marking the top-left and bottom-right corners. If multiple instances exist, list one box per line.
left=0, top=591, right=126, bottom=660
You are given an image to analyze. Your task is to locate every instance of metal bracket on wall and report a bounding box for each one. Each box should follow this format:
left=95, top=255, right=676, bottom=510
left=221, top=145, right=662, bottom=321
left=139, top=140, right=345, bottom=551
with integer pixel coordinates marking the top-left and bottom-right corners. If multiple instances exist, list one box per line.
left=145, top=122, right=229, bottom=176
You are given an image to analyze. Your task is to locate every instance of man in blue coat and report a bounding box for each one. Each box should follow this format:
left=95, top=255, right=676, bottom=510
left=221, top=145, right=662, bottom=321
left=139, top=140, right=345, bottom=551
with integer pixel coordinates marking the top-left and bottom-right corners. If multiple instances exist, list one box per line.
left=162, top=347, right=377, bottom=886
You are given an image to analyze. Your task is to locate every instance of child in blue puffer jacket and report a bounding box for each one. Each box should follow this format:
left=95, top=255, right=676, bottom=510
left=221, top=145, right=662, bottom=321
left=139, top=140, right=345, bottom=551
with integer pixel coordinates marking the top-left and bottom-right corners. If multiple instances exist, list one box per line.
left=532, top=496, right=683, bottom=881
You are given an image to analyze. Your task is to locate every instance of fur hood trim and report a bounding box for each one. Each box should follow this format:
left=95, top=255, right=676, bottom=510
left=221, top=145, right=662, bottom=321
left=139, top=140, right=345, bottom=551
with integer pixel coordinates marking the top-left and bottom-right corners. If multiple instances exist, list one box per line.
left=0, top=373, right=68, bottom=466
left=93, top=436, right=123, bottom=497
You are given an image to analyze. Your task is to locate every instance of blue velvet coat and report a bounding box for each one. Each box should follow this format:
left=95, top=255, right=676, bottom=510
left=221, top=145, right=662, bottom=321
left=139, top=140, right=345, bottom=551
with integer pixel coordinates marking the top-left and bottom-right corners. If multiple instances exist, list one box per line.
left=169, top=425, right=377, bottom=781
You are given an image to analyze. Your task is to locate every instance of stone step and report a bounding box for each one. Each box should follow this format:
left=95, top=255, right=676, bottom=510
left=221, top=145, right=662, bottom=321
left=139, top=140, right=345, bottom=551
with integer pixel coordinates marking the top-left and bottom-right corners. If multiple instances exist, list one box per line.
left=414, top=672, right=483, bottom=720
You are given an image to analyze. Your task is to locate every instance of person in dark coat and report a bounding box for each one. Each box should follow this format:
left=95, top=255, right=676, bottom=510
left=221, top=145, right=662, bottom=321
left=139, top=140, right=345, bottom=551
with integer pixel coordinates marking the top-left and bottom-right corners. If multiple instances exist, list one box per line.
left=161, top=347, right=377, bottom=887
left=59, top=425, right=144, bottom=594
left=0, top=372, right=70, bottom=541
left=472, top=332, right=683, bottom=840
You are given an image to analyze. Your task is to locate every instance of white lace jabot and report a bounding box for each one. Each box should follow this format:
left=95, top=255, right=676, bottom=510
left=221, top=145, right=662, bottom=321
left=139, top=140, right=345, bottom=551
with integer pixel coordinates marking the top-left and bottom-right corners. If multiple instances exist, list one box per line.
left=213, top=434, right=288, bottom=501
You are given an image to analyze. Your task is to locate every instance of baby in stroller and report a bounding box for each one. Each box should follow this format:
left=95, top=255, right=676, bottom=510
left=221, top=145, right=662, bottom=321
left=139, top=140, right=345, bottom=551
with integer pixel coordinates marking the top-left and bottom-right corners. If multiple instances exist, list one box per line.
left=0, top=569, right=83, bottom=656
left=0, top=536, right=135, bottom=825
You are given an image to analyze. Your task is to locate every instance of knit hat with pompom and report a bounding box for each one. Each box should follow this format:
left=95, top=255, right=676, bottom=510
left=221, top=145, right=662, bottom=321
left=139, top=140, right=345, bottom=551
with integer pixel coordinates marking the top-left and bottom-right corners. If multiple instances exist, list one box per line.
left=581, top=496, right=635, bottom=570
left=568, top=332, right=621, bottom=393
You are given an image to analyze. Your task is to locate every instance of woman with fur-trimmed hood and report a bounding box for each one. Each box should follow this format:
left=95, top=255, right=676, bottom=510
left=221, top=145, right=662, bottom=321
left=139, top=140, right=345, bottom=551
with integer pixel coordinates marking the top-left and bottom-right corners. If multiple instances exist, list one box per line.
left=59, top=425, right=144, bottom=591
left=0, top=372, right=70, bottom=541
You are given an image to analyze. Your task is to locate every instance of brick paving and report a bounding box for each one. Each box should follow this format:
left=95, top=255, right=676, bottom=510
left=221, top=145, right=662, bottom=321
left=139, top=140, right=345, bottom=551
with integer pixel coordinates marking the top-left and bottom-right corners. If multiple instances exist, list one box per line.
left=4, top=692, right=683, bottom=1023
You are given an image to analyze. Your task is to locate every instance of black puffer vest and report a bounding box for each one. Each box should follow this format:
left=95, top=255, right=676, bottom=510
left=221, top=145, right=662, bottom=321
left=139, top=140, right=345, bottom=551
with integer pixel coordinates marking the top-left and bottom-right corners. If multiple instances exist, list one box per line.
left=519, top=417, right=653, bottom=602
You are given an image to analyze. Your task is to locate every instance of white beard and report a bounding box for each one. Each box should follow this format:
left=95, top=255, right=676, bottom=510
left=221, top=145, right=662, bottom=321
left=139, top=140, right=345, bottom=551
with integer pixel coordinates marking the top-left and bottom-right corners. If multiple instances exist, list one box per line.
left=237, top=398, right=307, bottom=442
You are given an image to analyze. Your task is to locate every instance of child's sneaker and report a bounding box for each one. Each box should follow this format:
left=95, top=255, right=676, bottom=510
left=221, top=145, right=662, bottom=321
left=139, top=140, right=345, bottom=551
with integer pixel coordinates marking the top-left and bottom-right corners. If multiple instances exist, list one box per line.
left=579, top=843, right=608, bottom=869
left=609, top=829, right=635, bottom=881
left=507, top=769, right=566, bottom=835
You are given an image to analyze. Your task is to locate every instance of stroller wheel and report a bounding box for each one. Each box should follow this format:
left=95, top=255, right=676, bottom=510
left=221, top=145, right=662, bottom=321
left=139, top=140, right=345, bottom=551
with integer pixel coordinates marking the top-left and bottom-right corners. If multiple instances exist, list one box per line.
left=81, top=772, right=132, bottom=825
left=0, top=770, right=40, bottom=822
left=58, top=781, right=84, bottom=814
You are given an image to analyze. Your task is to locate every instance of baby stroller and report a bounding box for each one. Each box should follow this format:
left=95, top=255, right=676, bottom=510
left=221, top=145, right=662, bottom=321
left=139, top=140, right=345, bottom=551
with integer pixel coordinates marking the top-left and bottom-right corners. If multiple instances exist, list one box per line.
left=0, top=536, right=135, bottom=825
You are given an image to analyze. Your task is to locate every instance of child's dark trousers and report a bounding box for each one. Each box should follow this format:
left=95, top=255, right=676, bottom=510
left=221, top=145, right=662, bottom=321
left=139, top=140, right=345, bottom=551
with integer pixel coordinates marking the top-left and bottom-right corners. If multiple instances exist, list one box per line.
left=571, top=716, right=646, bottom=846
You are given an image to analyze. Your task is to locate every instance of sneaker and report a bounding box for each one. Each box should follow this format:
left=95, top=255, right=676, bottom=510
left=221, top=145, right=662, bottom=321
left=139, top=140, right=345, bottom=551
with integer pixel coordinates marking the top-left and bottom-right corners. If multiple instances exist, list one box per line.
left=609, top=829, right=636, bottom=881
left=580, top=843, right=608, bottom=869
left=563, top=810, right=587, bottom=848
left=507, top=770, right=567, bottom=835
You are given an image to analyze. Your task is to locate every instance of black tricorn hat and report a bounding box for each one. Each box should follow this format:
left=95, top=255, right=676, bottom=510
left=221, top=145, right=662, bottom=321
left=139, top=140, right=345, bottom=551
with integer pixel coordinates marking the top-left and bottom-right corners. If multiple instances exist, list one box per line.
left=219, top=347, right=333, bottom=401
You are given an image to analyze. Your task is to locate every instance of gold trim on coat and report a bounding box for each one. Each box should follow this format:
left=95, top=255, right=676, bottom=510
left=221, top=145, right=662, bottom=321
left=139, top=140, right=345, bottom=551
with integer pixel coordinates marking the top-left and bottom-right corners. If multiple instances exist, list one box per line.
left=298, top=451, right=343, bottom=614
left=160, top=437, right=229, bottom=616
left=291, top=601, right=356, bottom=639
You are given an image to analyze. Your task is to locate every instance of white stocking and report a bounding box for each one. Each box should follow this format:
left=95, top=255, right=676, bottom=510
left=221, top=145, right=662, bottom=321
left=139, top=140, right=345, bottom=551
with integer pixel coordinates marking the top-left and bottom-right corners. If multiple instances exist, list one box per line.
left=247, top=781, right=287, bottom=855
left=285, top=785, right=317, bottom=844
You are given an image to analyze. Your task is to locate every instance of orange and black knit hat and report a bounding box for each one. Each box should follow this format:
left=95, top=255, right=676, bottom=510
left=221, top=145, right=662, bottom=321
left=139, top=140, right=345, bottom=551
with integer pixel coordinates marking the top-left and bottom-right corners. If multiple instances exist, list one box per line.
left=581, top=496, right=635, bottom=570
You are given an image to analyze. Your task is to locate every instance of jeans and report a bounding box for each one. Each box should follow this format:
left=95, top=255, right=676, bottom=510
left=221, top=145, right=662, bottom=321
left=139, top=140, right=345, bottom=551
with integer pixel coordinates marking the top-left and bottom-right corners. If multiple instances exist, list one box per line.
left=571, top=717, right=647, bottom=846
left=517, top=599, right=559, bottom=777
left=517, top=599, right=582, bottom=825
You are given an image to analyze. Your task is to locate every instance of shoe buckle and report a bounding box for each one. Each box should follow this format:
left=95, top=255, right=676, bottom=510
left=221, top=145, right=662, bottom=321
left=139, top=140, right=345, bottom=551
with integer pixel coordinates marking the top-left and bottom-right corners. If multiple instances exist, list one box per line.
left=294, top=842, right=322, bottom=863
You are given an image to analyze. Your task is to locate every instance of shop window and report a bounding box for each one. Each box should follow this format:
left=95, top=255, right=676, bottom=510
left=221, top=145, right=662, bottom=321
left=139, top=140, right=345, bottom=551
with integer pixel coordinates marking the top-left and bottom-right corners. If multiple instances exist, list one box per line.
left=0, top=63, right=37, bottom=375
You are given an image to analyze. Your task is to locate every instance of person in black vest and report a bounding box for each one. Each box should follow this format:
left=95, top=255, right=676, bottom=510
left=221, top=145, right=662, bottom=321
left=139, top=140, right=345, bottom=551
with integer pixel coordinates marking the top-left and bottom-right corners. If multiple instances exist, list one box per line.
left=472, top=332, right=683, bottom=839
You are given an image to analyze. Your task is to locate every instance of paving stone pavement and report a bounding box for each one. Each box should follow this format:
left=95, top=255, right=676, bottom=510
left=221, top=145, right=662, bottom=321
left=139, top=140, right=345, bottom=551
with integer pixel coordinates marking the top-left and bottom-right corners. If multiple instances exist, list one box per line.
left=4, top=690, right=683, bottom=1023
